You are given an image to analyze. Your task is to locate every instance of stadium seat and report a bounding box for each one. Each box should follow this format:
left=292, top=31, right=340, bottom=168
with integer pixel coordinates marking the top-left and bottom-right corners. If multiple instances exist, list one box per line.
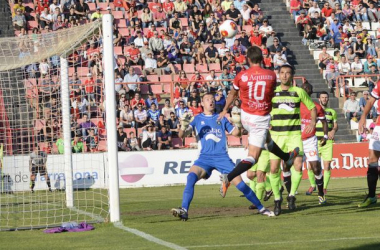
left=179, top=18, right=188, bottom=27
left=118, top=28, right=129, bottom=37
left=227, top=136, right=241, bottom=146
left=68, top=67, right=76, bottom=76
left=196, top=64, right=208, bottom=73
left=140, top=84, right=150, bottom=95
left=88, top=3, right=96, bottom=11
left=118, top=55, right=126, bottom=65
left=172, top=137, right=183, bottom=148
left=132, top=66, right=143, bottom=75
left=28, top=21, right=38, bottom=29
left=160, top=74, right=173, bottom=83
left=353, top=77, right=365, bottom=87
left=115, top=19, right=127, bottom=28
left=184, top=137, right=196, bottom=147
left=114, top=46, right=123, bottom=56
left=147, top=75, right=159, bottom=82
left=109, top=2, right=115, bottom=9
left=209, top=63, right=221, bottom=72
left=98, top=140, right=107, bottom=151
left=113, top=11, right=124, bottom=19
left=243, top=25, right=253, bottom=34
left=150, top=84, right=162, bottom=94
left=183, top=64, right=195, bottom=73
left=97, top=2, right=109, bottom=10
left=163, top=83, right=172, bottom=93
left=77, top=67, right=89, bottom=76
left=123, top=128, right=136, bottom=136
left=173, top=64, right=182, bottom=72
left=137, top=128, right=144, bottom=137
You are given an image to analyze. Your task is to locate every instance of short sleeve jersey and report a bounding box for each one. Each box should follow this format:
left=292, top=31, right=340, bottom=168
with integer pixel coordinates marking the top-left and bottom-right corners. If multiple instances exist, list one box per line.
left=300, top=102, right=325, bottom=140
left=30, top=151, right=47, bottom=165
left=189, top=113, right=234, bottom=156
left=370, top=80, right=380, bottom=125
left=271, top=86, right=315, bottom=136
left=233, top=66, right=277, bottom=116
left=316, top=107, right=337, bottom=140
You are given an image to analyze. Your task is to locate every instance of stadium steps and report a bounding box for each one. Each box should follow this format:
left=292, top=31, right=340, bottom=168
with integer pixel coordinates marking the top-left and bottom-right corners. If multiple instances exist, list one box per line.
left=258, top=0, right=357, bottom=143
left=0, top=2, right=35, bottom=154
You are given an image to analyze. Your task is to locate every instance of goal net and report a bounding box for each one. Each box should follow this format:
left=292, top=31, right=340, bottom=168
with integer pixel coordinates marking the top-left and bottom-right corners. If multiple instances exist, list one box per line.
left=0, top=19, right=112, bottom=230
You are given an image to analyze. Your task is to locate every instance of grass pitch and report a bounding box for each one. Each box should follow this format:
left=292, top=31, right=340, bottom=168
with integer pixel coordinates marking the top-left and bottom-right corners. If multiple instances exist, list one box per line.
left=1, top=177, right=380, bottom=250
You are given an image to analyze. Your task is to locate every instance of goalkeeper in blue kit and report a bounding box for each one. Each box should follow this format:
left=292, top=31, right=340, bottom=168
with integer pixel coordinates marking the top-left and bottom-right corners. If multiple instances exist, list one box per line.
left=171, top=93, right=274, bottom=221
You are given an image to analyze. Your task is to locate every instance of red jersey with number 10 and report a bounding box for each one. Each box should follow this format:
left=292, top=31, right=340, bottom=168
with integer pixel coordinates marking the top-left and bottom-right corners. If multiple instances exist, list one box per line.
left=300, top=101, right=325, bottom=140
left=233, top=66, right=277, bottom=116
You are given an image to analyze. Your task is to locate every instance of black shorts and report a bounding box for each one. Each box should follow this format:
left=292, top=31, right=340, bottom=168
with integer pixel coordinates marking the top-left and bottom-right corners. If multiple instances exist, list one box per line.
left=31, top=164, right=47, bottom=175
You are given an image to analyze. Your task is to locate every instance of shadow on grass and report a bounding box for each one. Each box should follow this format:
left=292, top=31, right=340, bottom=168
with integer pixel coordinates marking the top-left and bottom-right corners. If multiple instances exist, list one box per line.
left=337, top=242, right=380, bottom=250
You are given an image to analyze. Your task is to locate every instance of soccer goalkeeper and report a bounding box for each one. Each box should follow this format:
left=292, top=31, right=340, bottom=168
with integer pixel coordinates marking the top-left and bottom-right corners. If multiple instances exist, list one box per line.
left=30, top=144, right=52, bottom=193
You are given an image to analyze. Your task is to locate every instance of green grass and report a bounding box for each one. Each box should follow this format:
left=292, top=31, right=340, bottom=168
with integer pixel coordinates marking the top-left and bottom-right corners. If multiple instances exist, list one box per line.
left=1, top=178, right=380, bottom=250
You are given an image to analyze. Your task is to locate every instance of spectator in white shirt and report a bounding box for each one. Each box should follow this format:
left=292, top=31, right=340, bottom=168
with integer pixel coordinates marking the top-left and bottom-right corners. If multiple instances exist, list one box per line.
left=134, top=31, right=148, bottom=48
left=259, top=19, right=273, bottom=37
left=123, top=67, right=141, bottom=95
left=343, top=92, right=361, bottom=124
left=205, top=70, right=219, bottom=92
left=218, top=41, right=230, bottom=58
left=338, top=56, right=351, bottom=75
left=273, top=49, right=287, bottom=72
left=308, top=1, right=321, bottom=15
left=49, top=0, right=61, bottom=14
left=134, top=103, right=148, bottom=128
left=351, top=56, right=363, bottom=75
left=39, top=59, right=50, bottom=76
left=120, top=105, right=135, bottom=128
left=142, top=52, right=163, bottom=77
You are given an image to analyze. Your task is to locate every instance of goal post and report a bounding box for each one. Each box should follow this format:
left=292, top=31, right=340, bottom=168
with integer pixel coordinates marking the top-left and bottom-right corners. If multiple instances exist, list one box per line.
left=0, top=18, right=119, bottom=230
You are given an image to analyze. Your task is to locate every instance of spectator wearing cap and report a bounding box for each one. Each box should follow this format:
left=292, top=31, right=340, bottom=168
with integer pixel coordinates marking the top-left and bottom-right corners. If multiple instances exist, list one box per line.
left=289, top=0, right=301, bottom=17
left=75, top=0, right=90, bottom=19
left=296, top=10, right=311, bottom=36
left=268, top=37, right=284, bottom=57
left=351, top=55, right=364, bottom=74
left=134, top=31, right=148, bottom=48
left=143, top=52, right=163, bottom=77
left=13, top=8, right=26, bottom=30
left=174, top=0, right=188, bottom=17
left=355, top=2, right=368, bottom=22
left=353, top=35, right=367, bottom=58
left=328, top=15, right=341, bottom=35
left=331, top=25, right=344, bottom=49
left=326, top=64, right=340, bottom=89
left=259, top=19, right=273, bottom=37
left=321, top=2, right=333, bottom=18
left=364, top=55, right=377, bottom=73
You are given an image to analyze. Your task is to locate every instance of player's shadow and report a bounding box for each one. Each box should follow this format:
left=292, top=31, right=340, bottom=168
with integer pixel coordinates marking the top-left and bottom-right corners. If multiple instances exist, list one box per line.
left=336, top=242, right=380, bottom=250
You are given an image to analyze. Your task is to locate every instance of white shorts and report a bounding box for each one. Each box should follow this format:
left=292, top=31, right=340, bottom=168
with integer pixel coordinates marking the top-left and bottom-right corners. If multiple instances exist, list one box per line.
left=241, top=110, right=270, bottom=148
left=369, top=126, right=380, bottom=151
left=302, top=136, right=319, bottom=162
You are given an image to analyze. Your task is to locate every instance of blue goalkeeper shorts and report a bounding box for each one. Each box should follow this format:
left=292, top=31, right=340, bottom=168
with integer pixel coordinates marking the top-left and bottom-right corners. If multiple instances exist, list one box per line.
left=193, top=154, right=235, bottom=179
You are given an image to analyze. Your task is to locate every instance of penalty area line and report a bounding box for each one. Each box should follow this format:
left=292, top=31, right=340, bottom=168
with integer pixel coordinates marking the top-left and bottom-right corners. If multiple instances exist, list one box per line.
left=185, top=236, right=380, bottom=248
left=114, top=222, right=187, bottom=250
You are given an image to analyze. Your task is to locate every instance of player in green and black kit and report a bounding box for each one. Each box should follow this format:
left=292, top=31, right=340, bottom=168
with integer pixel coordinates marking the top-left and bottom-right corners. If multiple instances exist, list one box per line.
left=269, top=65, right=317, bottom=215
left=306, top=91, right=338, bottom=195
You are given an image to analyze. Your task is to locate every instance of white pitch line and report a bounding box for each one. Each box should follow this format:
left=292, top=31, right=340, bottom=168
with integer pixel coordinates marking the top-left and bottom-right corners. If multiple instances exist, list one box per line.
left=185, top=236, right=380, bottom=248
left=114, top=222, right=187, bottom=250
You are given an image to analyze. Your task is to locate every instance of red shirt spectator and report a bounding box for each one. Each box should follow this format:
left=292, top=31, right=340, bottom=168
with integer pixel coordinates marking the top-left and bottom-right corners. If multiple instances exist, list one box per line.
left=130, top=96, right=146, bottom=108
left=126, top=46, right=140, bottom=61
left=191, top=73, right=204, bottom=89
left=190, top=105, right=203, bottom=116
left=148, top=1, right=162, bottom=13
left=163, top=1, right=174, bottom=13
left=234, top=53, right=246, bottom=64
left=263, top=56, right=272, bottom=68
left=84, top=76, right=95, bottom=93
left=321, top=6, right=333, bottom=17
left=296, top=14, right=311, bottom=26
left=87, top=46, right=100, bottom=59
left=35, top=2, right=49, bottom=14
left=289, top=0, right=301, bottom=13
left=249, top=31, right=262, bottom=46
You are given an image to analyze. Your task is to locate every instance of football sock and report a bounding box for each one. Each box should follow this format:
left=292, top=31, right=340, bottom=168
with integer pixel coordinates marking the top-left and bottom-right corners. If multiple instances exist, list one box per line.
left=236, top=181, right=263, bottom=211
left=46, top=178, right=51, bottom=189
left=283, top=171, right=292, bottom=194
left=290, top=168, right=302, bottom=196
left=324, top=170, right=331, bottom=189
left=266, top=140, right=289, bottom=161
left=249, top=177, right=257, bottom=193
left=265, top=175, right=272, bottom=192
left=269, top=170, right=281, bottom=200
left=315, top=173, right=324, bottom=196
left=30, top=180, right=35, bottom=190
left=367, top=165, right=378, bottom=198
left=256, top=182, right=265, bottom=201
left=308, top=169, right=316, bottom=188
left=227, top=157, right=255, bottom=182
left=181, top=172, right=198, bottom=211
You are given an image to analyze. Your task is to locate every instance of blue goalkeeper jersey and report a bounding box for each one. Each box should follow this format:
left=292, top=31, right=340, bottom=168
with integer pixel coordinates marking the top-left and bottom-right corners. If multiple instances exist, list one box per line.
left=190, top=113, right=235, bottom=156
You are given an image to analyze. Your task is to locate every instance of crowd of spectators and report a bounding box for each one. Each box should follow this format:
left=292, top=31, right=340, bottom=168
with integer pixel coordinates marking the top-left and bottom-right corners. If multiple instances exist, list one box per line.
left=11, top=0, right=292, bottom=153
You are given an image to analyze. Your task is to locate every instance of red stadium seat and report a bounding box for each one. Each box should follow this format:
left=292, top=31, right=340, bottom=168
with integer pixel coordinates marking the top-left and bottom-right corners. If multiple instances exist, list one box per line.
left=123, top=128, right=136, bottom=136
left=242, top=135, right=248, bottom=148
left=183, top=64, right=195, bottom=73
left=88, top=3, right=96, bottom=11
left=132, top=66, right=143, bottom=75
left=118, top=28, right=129, bottom=37
left=172, top=138, right=183, bottom=148
left=68, top=67, right=76, bottom=76
left=209, top=63, right=221, bottom=72
left=113, top=11, right=124, bottom=19
left=196, top=64, right=208, bottom=73
left=150, top=84, right=162, bottom=94
left=77, top=67, right=89, bottom=77
left=98, top=140, right=107, bottom=151
left=118, top=55, right=126, bottom=65
left=114, top=46, right=123, bottom=56
left=140, top=84, right=149, bottom=95
left=28, top=21, right=38, bottom=29
left=184, top=137, right=196, bottom=147
left=97, top=2, right=109, bottom=10
left=160, top=74, right=173, bottom=83
left=115, top=19, right=127, bottom=28
left=146, top=75, right=159, bottom=82
left=227, top=136, right=241, bottom=146
left=179, top=18, right=188, bottom=27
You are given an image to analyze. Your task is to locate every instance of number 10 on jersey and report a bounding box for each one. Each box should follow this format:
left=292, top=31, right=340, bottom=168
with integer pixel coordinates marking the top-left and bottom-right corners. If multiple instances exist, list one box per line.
left=248, top=81, right=266, bottom=101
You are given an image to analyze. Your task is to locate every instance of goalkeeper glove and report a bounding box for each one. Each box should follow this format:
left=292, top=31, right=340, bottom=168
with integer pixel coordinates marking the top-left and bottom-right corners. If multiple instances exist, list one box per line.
left=231, top=112, right=242, bottom=128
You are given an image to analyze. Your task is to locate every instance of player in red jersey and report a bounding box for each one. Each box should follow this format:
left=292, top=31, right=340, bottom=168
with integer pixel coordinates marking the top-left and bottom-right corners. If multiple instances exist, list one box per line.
left=358, top=80, right=380, bottom=207
left=218, top=46, right=299, bottom=198
left=300, top=83, right=328, bottom=204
